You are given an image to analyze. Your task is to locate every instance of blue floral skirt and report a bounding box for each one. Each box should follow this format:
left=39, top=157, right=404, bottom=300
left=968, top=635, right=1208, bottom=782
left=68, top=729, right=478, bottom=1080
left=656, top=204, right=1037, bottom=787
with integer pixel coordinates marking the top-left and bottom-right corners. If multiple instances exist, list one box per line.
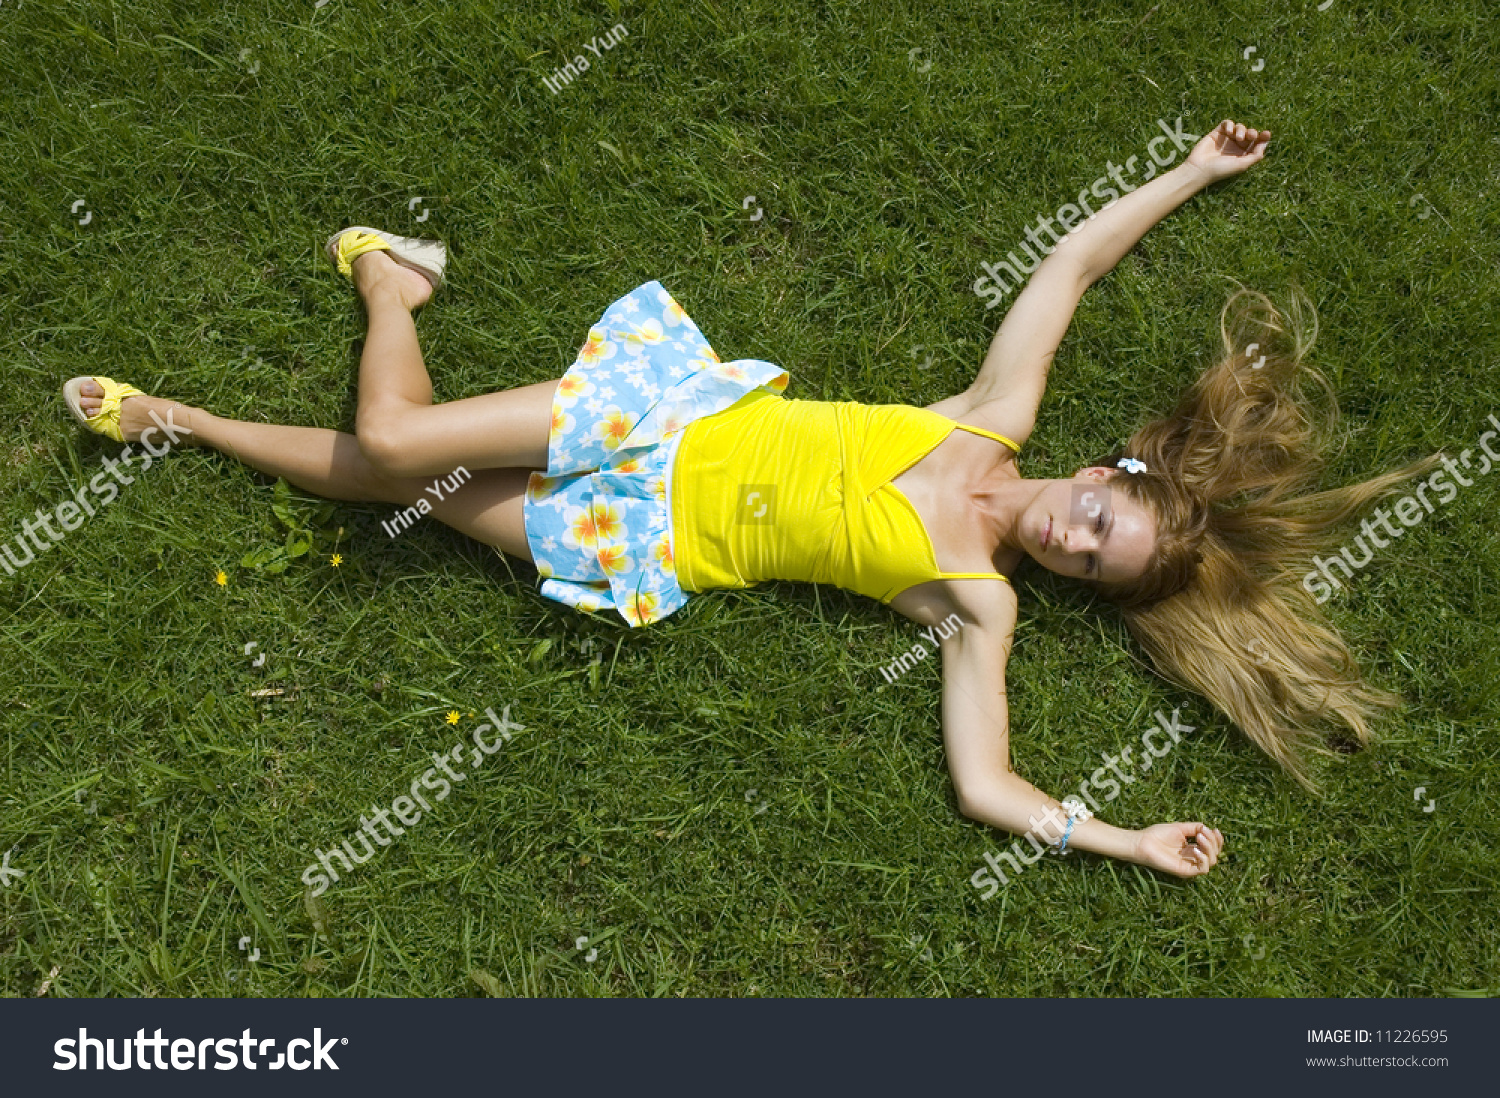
left=523, top=280, right=790, bottom=627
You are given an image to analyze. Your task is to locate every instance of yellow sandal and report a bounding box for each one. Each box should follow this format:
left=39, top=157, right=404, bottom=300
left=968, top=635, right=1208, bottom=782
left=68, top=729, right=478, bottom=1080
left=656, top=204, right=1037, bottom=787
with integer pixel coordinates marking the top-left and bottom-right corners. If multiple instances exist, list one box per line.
left=325, top=226, right=447, bottom=291
left=62, top=375, right=148, bottom=443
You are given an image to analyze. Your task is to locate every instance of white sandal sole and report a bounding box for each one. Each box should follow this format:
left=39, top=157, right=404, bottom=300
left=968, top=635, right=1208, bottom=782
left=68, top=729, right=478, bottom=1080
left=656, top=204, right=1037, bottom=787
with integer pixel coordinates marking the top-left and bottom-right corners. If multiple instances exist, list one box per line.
left=325, top=226, right=447, bottom=291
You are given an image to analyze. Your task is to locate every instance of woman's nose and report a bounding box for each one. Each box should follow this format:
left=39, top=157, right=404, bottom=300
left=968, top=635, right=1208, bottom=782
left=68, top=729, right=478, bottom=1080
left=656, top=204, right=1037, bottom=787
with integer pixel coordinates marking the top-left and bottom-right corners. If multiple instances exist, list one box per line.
left=1064, top=524, right=1094, bottom=552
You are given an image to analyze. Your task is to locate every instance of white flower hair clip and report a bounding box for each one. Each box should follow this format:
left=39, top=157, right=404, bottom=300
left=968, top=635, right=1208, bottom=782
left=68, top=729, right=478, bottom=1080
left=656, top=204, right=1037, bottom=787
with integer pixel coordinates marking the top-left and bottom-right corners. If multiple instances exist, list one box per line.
left=1117, top=457, right=1148, bottom=474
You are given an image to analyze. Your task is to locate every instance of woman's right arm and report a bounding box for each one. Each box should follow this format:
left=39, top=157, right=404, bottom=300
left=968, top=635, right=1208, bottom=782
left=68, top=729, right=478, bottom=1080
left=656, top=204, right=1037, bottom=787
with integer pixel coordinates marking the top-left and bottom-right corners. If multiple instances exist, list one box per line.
left=1061, top=118, right=1270, bottom=287
left=929, top=119, right=1269, bottom=447
left=938, top=586, right=1224, bottom=875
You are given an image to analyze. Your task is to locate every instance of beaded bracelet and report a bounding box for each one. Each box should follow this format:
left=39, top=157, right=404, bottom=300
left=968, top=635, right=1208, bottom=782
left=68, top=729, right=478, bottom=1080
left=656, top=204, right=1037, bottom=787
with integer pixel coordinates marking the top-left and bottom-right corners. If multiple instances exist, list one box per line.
left=1057, top=796, right=1094, bottom=856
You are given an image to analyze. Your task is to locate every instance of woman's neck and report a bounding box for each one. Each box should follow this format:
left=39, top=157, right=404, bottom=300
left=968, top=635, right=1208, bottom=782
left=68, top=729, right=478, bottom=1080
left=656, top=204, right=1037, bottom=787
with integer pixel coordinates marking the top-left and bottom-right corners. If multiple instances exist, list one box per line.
left=974, top=475, right=1043, bottom=558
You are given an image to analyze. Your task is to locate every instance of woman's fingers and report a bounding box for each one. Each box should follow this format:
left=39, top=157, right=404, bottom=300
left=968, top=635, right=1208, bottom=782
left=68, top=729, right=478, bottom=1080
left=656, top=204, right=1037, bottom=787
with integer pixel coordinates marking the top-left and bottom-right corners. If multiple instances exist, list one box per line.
left=1185, top=823, right=1222, bottom=871
left=1142, top=822, right=1226, bottom=876
left=1218, top=119, right=1269, bottom=153
left=1195, top=824, right=1218, bottom=862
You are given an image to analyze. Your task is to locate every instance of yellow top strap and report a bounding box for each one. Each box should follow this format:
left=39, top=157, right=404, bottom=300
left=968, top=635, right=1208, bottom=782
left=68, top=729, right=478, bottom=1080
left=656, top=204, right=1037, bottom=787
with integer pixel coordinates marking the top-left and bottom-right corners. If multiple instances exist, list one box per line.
left=950, top=421, right=1022, bottom=452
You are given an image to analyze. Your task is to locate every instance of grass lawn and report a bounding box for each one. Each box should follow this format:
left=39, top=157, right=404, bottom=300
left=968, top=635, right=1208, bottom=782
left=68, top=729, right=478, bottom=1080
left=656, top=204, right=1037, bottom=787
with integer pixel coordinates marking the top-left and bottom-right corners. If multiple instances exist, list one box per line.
left=2, top=0, right=1498, bottom=997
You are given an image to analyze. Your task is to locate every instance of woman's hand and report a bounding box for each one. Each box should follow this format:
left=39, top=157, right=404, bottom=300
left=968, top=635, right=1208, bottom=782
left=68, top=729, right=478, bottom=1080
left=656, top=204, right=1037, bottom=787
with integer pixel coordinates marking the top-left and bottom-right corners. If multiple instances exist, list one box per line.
left=1184, top=118, right=1271, bottom=182
left=1131, top=822, right=1225, bottom=877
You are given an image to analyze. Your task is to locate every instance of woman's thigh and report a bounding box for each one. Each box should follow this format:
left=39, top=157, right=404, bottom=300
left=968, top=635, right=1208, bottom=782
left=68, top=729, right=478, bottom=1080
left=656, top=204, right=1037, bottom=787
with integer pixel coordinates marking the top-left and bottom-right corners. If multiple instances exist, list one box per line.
left=369, top=377, right=560, bottom=478
left=384, top=465, right=536, bottom=562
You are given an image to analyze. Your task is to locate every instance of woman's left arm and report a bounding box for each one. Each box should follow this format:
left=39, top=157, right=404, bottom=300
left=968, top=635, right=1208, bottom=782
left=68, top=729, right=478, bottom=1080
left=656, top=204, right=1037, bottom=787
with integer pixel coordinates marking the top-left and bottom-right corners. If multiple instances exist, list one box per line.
left=937, top=599, right=1141, bottom=866
left=935, top=585, right=1225, bottom=877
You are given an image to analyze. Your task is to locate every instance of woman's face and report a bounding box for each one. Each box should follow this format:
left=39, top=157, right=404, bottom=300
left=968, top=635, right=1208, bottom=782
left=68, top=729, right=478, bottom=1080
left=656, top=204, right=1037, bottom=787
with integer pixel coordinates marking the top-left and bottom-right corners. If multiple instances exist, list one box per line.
left=1021, top=469, right=1157, bottom=583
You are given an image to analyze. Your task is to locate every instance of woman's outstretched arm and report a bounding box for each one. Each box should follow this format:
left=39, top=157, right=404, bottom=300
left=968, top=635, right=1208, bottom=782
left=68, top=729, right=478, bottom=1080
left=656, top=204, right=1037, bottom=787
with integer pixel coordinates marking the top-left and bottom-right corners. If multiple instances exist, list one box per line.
left=932, top=118, right=1270, bottom=443
left=936, top=584, right=1225, bottom=877
left=1059, top=118, right=1270, bottom=287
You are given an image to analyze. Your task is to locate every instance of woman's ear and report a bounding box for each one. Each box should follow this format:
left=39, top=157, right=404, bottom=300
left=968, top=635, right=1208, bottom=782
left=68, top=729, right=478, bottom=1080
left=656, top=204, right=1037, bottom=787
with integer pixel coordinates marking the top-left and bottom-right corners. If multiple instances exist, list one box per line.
left=1075, top=466, right=1115, bottom=480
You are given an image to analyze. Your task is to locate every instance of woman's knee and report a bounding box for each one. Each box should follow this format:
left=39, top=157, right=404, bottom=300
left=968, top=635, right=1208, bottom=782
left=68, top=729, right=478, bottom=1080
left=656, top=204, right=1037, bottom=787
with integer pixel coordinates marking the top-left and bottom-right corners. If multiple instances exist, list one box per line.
left=355, top=414, right=423, bottom=478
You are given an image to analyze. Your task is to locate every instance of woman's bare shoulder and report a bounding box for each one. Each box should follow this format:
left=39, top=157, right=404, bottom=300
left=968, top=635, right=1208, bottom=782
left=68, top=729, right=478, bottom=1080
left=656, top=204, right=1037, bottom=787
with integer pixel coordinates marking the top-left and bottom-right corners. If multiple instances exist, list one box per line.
left=923, top=390, right=1036, bottom=450
left=889, top=576, right=1018, bottom=636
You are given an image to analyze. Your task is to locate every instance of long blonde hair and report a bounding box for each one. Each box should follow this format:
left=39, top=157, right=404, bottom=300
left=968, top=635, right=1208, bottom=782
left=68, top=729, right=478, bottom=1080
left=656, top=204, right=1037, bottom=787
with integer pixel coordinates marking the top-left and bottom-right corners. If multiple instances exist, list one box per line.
left=1081, top=287, right=1441, bottom=791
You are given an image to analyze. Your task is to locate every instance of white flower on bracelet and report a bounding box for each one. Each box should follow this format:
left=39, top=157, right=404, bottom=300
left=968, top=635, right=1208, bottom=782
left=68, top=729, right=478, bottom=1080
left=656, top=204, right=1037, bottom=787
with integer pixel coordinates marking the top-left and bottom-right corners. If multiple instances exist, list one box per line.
left=1061, top=796, right=1093, bottom=822
left=1056, top=796, right=1093, bottom=856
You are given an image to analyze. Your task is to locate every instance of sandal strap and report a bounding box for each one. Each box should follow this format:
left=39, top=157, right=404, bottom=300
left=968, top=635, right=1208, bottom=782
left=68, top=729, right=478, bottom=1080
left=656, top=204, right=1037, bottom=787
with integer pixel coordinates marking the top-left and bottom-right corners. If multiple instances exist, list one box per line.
left=335, top=230, right=393, bottom=278
left=84, top=376, right=148, bottom=443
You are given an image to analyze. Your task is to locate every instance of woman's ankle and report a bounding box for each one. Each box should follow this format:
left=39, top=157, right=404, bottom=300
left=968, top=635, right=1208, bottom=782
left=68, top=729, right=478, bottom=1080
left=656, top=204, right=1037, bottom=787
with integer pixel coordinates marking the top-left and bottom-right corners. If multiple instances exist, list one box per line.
left=355, top=253, right=432, bottom=311
left=113, top=395, right=203, bottom=448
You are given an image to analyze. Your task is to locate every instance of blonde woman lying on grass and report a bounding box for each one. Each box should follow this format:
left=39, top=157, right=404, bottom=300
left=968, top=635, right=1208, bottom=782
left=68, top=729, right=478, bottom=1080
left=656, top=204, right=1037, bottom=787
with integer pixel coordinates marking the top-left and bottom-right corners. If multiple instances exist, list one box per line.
left=65, top=119, right=1440, bottom=880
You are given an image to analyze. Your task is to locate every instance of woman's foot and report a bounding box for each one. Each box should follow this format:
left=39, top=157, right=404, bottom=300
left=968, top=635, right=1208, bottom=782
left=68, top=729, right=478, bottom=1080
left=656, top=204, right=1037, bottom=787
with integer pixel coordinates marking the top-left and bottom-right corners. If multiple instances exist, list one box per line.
left=74, top=380, right=204, bottom=445
left=352, top=250, right=434, bottom=311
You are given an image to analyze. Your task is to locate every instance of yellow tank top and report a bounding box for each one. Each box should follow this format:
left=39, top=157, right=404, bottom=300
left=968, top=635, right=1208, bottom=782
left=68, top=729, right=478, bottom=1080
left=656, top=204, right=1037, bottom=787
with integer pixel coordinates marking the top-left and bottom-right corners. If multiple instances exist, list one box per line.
left=671, top=390, right=1022, bottom=604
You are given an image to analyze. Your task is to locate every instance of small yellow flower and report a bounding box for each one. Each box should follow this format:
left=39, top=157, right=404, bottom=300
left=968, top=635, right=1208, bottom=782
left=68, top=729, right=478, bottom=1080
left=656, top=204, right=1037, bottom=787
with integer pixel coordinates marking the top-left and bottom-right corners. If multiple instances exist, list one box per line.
left=578, top=327, right=616, bottom=367
left=619, top=318, right=665, bottom=352
left=214, top=570, right=227, bottom=586
left=597, top=543, right=633, bottom=576
left=651, top=535, right=675, bottom=575
left=596, top=408, right=637, bottom=449
left=589, top=500, right=625, bottom=542
left=555, top=373, right=595, bottom=404
left=567, top=511, right=599, bottom=550
left=330, top=553, right=343, bottom=567
left=446, top=710, right=461, bottom=725
left=621, top=590, right=661, bottom=627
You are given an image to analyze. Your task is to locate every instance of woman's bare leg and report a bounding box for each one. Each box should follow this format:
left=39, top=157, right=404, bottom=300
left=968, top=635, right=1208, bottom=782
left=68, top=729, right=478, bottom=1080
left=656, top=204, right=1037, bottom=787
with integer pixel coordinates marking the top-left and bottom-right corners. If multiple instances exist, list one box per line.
left=350, top=252, right=557, bottom=478
left=70, top=246, right=568, bottom=557
left=71, top=381, right=535, bottom=560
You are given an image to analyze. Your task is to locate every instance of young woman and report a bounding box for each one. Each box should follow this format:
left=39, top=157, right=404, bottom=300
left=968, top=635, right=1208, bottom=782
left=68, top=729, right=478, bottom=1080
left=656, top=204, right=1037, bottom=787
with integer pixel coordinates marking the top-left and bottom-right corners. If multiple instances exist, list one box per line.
left=65, top=119, right=1438, bottom=881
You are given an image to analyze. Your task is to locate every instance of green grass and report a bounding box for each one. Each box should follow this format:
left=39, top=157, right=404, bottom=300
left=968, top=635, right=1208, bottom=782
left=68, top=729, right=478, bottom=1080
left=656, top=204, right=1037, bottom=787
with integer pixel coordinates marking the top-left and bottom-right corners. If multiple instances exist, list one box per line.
left=2, top=0, right=1499, bottom=997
